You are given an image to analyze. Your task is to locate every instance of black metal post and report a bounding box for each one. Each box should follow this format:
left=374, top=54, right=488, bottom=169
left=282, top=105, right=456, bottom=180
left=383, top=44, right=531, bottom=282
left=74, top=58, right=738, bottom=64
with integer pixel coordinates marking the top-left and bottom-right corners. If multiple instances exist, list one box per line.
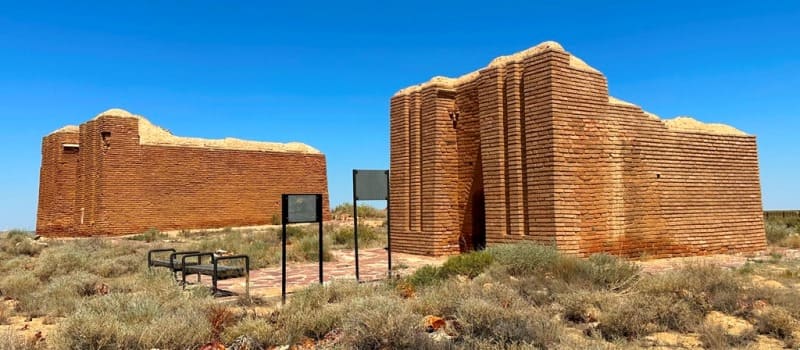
left=317, top=194, right=324, bottom=284
left=386, top=170, right=392, bottom=278
left=281, top=195, right=288, bottom=305
left=353, top=170, right=360, bottom=282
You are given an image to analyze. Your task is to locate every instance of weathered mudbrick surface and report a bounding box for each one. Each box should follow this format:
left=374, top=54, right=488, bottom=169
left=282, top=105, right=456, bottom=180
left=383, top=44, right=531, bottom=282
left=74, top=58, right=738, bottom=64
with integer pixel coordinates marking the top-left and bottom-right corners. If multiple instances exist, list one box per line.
left=37, top=109, right=330, bottom=236
left=390, top=41, right=766, bottom=258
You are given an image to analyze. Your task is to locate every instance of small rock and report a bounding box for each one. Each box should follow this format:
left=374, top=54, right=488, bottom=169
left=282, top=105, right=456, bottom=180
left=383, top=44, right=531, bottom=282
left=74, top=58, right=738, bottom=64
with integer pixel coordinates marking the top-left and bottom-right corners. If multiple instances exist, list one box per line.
left=429, top=330, right=456, bottom=342
left=704, top=311, right=754, bottom=337
left=642, top=332, right=703, bottom=349
left=759, top=280, right=787, bottom=290
left=750, top=335, right=785, bottom=350
left=423, top=315, right=446, bottom=332
left=228, top=335, right=264, bottom=350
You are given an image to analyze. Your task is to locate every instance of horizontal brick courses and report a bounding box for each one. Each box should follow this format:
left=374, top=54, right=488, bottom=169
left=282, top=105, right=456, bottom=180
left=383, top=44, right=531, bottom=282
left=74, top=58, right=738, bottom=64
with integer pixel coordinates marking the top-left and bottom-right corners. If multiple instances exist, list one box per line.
left=390, top=41, right=766, bottom=257
left=37, top=112, right=329, bottom=236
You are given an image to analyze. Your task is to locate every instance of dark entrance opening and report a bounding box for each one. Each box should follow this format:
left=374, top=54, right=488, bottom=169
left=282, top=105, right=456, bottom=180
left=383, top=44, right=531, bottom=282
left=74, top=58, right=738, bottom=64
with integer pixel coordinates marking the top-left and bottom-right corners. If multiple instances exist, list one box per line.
left=472, top=190, right=486, bottom=250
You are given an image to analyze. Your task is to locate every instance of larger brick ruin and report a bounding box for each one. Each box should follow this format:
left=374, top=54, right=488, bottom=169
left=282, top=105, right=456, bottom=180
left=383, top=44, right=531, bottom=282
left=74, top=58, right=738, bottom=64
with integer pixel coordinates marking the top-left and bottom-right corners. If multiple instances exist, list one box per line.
left=37, top=109, right=330, bottom=236
left=389, top=41, right=766, bottom=258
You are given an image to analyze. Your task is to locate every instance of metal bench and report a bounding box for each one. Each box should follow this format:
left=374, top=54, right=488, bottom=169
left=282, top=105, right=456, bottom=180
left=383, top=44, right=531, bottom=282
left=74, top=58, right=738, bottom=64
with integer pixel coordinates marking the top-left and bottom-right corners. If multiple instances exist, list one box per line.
left=181, top=252, right=250, bottom=297
left=147, top=249, right=202, bottom=280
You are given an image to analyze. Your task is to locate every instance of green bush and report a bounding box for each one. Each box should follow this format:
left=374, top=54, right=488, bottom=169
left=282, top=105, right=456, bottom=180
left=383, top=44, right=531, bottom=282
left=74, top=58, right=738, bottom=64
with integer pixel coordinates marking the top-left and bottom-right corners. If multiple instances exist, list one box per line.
left=406, top=265, right=448, bottom=287
left=441, top=250, right=494, bottom=278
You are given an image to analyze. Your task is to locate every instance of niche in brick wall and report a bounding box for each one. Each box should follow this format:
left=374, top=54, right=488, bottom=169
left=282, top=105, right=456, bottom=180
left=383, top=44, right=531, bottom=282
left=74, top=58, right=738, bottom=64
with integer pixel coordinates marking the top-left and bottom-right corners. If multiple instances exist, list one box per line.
left=101, top=131, right=111, bottom=152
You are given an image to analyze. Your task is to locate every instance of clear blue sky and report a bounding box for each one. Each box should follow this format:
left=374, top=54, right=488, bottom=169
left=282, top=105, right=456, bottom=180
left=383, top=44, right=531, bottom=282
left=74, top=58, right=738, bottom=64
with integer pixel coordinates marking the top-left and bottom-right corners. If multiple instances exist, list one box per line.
left=1, top=1, right=798, bottom=230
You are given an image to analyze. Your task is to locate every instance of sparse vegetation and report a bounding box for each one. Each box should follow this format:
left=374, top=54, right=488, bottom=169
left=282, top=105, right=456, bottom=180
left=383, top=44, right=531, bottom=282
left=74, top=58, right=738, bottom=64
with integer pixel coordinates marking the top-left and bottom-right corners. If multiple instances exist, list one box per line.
left=4, top=230, right=800, bottom=349
left=765, top=214, right=800, bottom=247
left=332, top=203, right=387, bottom=219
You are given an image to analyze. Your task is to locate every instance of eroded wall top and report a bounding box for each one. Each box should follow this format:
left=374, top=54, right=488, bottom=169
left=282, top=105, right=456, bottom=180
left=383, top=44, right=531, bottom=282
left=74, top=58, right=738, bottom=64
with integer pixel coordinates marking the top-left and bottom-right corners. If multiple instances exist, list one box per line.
left=393, top=40, right=748, bottom=137
left=86, top=108, right=323, bottom=154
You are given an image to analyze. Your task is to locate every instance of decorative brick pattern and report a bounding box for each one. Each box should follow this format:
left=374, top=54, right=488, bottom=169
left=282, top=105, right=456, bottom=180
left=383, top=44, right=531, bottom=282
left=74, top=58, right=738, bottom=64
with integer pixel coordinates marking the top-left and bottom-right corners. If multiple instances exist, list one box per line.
left=37, top=113, right=330, bottom=236
left=389, top=42, right=766, bottom=257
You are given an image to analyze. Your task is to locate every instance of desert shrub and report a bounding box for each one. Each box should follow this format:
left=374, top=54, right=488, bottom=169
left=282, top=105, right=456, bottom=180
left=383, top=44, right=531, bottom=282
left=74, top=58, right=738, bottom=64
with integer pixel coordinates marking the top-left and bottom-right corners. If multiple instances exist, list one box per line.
left=282, top=225, right=315, bottom=240
left=487, top=243, right=639, bottom=291
left=192, top=230, right=280, bottom=268
left=0, top=230, right=42, bottom=257
left=699, top=323, right=756, bottom=350
left=0, top=271, right=41, bottom=300
left=0, top=302, right=8, bottom=325
left=90, top=253, right=143, bottom=278
left=487, top=243, right=561, bottom=277
left=18, top=271, right=101, bottom=317
left=411, top=279, right=466, bottom=317
left=457, top=298, right=561, bottom=347
left=586, top=253, right=640, bottom=290
left=32, top=246, right=90, bottom=281
left=598, top=293, right=702, bottom=339
left=766, top=221, right=793, bottom=244
left=779, top=234, right=800, bottom=248
left=441, top=250, right=494, bottom=279
left=754, top=306, right=797, bottom=340
left=407, top=265, right=448, bottom=288
left=338, top=294, right=432, bottom=349
left=0, top=329, right=30, bottom=350
left=221, top=317, right=279, bottom=345
left=333, top=203, right=386, bottom=219
left=638, top=264, right=743, bottom=314
left=50, top=273, right=213, bottom=350
left=330, top=224, right=382, bottom=249
left=235, top=282, right=392, bottom=347
left=291, top=234, right=333, bottom=262
left=560, top=290, right=616, bottom=324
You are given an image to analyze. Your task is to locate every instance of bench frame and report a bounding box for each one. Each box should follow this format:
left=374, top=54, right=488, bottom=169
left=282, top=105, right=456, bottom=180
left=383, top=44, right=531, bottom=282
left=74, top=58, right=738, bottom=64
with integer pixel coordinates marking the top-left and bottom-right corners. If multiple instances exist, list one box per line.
left=147, top=248, right=202, bottom=281
left=181, top=252, right=250, bottom=297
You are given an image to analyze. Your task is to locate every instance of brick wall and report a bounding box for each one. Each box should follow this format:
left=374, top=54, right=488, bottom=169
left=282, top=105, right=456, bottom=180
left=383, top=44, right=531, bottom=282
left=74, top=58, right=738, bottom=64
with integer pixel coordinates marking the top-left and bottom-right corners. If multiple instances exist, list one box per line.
left=37, top=113, right=330, bottom=236
left=389, top=41, right=766, bottom=257
left=37, top=130, right=80, bottom=235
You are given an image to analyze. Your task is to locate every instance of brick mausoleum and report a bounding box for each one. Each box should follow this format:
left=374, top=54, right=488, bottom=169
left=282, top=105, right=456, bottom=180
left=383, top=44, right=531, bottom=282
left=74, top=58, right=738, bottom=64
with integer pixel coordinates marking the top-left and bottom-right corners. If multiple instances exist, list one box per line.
left=389, top=41, right=766, bottom=258
left=37, top=109, right=330, bottom=236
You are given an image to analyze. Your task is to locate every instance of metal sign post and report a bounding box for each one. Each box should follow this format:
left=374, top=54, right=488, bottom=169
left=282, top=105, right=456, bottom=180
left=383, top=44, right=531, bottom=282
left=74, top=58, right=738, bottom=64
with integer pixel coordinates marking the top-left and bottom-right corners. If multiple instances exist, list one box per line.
left=281, top=194, right=324, bottom=304
left=352, top=169, right=390, bottom=281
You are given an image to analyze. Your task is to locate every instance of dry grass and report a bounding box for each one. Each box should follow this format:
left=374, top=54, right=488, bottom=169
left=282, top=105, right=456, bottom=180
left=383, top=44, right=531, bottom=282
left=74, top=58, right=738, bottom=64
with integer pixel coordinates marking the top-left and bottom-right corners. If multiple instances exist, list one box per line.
left=4, top=231, right=800, bottom=349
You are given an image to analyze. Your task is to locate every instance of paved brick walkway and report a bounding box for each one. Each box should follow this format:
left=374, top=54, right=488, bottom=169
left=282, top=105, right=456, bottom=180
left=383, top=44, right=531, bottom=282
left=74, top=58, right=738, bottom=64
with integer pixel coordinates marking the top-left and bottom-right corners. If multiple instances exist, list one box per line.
left=215, top=248, right=446, bottom=298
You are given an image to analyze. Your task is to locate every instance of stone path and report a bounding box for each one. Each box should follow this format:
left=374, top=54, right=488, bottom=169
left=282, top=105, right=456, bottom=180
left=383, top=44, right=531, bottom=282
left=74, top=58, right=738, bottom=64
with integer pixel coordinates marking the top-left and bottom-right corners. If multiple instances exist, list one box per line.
left=214, top=248, right=446, bottom=298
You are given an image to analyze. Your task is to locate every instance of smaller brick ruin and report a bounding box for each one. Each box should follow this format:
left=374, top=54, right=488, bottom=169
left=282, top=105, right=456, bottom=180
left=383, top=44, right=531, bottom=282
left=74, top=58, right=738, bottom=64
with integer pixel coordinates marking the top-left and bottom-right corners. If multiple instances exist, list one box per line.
left=389, top=41, right=766, bottom=258
left=37, top=109, right=330, bottom=236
